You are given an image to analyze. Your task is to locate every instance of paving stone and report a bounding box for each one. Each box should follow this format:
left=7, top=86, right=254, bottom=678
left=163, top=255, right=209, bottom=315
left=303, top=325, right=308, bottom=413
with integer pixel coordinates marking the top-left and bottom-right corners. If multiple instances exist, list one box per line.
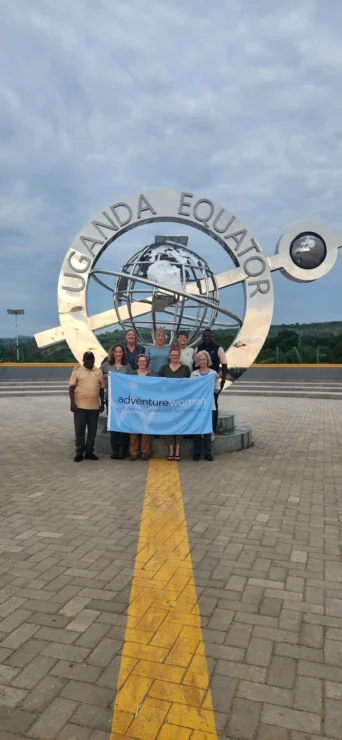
left=5, top=639, right=46, bottom=668
left=274, top=642, right=323, bottom=663
left=27, top=613, right=70, bottom=629
left=294, top=676, right=322, bottom=714
left=87, top=638, right=122, bottom=667
left=57, top=724, right=93, bottom=740
left=279, top=609, right=302, bottom=632
left=12, top=656, right=57, bottom=690
left=324, top=639, right=342, bottom=666
left=326, top=681, right=342, bottom=700
left=50, top=659, right=102, bottom=684
left=228, top=697, right=262, bottom=739
left=96, top=655, right=122, bottom=688
left=75, top=622, right=111, bottom=650
left=207, top=608, right=235, bottom=631
left=26, top=697, right=77, bottom=739
left=299, top=622, right=323, bottom=648
left=0, top=665, right=20, bottom=684
left=59, top=596, right=91, bottom=618
left=299, top=659, right=342, bottom=683
left=0, top=707, right=37, bottom=734
left=261, top=705, right=321, bottom=734
left=22, top=676, right=65, bottom=713
left=324, top=698, right=342, bottom=739
left=60, top=679, right=114, bottom=708
left=246, top=637, right=273, bottom=667
left=268, top=656, right=297, bottom=689
left=203, top=642, right=245, bottom=662
left=69, top=703, right=113, bottom=732
left=40, top=642, right=90, bottom=663
left=260, top=597, right=282, bottom=617
left=66, top=609, right=100, bottom=633
left=227, top=576, right=247, bottom=592
left=34, top=627, right=78, bottom=645
left=0, top=610, right=33, bottom=634
left=0, top=685, right=28, bottom=708
left=225, top=623, right=253, bottom=648
left=237, top=680, right=293, bottom=707
left=257, top=724, right=289, bottom=740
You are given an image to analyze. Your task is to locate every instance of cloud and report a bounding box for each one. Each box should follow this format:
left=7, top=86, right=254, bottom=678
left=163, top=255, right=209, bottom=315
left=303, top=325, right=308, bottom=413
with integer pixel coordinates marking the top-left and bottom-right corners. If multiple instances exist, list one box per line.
left=0, top=0, right=342, bottom=337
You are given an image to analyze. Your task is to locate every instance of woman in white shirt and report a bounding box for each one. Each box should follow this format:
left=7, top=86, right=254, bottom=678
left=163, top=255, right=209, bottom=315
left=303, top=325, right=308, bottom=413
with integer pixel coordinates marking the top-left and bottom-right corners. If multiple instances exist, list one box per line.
left=191, top=350, right=220, bottom=461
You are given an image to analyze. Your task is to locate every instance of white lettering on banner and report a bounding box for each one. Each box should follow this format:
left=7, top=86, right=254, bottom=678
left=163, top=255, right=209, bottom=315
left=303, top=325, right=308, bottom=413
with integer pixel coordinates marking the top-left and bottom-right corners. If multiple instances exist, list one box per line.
left=109, top=375, right=214, bottom=436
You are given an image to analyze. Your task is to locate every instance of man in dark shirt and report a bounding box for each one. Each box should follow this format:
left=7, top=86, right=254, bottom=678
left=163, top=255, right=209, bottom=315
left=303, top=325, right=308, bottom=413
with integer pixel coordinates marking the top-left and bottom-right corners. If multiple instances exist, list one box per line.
left=195, top=330, right=228, bottom=435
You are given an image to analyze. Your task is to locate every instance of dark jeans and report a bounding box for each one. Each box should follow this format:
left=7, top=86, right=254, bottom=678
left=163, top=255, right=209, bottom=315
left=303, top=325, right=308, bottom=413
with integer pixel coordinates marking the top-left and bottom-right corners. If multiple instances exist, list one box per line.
left=74, top=409, right=99, bottom=455
left=193, top=411, right=215, bottom=458
left=110, top=431, right=128, bottom=456
left=193, top=433, right=211, bottom=458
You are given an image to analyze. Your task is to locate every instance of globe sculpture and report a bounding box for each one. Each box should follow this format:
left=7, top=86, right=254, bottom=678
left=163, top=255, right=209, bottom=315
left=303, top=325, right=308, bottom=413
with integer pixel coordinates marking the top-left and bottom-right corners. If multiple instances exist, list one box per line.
left=91, top=236, right=242, bottom=346
left=290, top=232, right=326, bottom=270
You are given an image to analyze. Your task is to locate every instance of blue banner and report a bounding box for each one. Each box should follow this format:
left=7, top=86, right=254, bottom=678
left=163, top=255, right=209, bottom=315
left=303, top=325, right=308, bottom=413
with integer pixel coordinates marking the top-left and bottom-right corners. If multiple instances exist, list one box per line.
left=108, top=373, right=214, bottom=435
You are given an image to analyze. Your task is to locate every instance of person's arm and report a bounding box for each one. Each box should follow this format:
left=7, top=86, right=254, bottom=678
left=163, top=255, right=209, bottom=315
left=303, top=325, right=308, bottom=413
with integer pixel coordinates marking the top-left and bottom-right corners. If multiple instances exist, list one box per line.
left=69, top=368, right=78, bottom=412
left=218, top=347, right=228, bottom=390
left=221, top=363, right=228, bottom=388
left=99, top=371, right=105, bottom=413
left=69, top=385, right=77, bottom=412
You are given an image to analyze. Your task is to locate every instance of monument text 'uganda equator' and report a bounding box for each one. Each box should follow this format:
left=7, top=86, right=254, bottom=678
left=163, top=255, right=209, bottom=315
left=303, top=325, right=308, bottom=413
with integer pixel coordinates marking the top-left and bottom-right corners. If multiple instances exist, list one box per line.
left=35, top=190, right=342, bottom=385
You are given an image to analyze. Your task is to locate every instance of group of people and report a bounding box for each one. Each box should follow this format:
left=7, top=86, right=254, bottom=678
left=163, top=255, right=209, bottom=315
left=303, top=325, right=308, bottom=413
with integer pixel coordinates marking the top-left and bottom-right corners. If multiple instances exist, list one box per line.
left=69, top=327, right=228, bottom=463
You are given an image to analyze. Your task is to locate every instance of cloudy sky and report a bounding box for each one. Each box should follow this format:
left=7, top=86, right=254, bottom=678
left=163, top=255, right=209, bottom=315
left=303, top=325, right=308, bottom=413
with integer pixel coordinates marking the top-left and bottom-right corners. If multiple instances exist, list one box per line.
left=0, top=0, right=341, bottom=338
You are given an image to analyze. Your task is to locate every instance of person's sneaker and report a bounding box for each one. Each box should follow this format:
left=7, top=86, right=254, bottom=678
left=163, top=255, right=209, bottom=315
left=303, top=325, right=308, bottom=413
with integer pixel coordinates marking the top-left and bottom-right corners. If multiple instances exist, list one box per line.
left=204, top=454, right=214, bottom=461
left=141, top=454, right=149, bottom=461
left=84, top=452, right=99, bottom=460
left=74, top=454, right=83, bottom=462
left=193, top=454, right=201, bottom=461
left=110, top=453, right=117, bottom=459
left=130, top=455, right=139, bottom=461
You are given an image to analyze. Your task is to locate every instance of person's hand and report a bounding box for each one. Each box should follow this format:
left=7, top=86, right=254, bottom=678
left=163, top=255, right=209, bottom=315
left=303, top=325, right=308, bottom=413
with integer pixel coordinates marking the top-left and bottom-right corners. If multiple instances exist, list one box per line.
left=99, top=403, right=105, bottom=414
left=70, top=401, right=78, bottom=413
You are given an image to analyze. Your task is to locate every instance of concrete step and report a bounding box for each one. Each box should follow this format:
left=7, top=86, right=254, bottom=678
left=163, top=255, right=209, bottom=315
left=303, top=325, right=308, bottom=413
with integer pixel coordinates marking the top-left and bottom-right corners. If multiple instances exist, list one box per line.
left=223, top=389, right=342, bottom=399
left=236, top=381, right=342, bottom=387
left=0, top=390, right=67, bottom=397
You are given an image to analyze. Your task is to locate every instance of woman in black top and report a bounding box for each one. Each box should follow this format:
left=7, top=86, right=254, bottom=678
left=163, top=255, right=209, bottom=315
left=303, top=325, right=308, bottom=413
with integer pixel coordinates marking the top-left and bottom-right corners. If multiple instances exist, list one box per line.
left=159, top=345, right=190, bottom=461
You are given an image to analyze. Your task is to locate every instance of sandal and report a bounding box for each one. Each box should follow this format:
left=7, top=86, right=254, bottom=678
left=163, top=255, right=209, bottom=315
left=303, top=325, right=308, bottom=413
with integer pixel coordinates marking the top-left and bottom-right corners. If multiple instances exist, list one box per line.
left=167, top=455, right=174, bottom=461
left=174, top=455, right=181, bottom=462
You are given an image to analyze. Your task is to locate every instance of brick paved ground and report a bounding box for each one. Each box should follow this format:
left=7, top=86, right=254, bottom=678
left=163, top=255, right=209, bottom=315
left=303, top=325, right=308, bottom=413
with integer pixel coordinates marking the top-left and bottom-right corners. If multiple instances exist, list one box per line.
left=0, top=395, right=342, bottom=739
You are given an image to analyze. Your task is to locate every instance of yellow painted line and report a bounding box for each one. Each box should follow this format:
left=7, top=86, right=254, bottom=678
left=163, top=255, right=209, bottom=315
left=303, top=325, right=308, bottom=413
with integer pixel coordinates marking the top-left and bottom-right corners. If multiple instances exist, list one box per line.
left=111, top=459, right=217, bottom=740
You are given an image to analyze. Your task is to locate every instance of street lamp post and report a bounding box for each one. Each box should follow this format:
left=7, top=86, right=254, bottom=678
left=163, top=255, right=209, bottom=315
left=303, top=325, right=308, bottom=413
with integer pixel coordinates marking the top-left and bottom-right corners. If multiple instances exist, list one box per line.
left=7, top=309, right=25, bottom=361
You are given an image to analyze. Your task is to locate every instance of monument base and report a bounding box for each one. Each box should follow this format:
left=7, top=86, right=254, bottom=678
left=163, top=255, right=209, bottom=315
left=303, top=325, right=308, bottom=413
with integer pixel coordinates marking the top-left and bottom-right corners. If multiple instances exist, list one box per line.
left=95, top=411, right=252, bottom=458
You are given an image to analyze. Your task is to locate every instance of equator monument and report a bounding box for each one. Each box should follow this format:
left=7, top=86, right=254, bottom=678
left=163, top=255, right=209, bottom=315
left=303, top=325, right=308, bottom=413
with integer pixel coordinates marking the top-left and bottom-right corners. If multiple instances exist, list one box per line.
left=34, top=190, right=342, bottom=456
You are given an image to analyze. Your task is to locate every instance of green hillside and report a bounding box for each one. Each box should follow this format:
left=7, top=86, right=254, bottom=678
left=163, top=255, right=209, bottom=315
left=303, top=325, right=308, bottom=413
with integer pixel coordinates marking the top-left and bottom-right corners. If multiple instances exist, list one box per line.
left=1, top=321, right=342, bottom=363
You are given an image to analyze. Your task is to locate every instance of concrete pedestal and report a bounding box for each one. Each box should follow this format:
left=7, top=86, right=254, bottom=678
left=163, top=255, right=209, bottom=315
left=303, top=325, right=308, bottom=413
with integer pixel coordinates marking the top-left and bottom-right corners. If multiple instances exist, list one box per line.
left=95, top=410, right=252, bottom=458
